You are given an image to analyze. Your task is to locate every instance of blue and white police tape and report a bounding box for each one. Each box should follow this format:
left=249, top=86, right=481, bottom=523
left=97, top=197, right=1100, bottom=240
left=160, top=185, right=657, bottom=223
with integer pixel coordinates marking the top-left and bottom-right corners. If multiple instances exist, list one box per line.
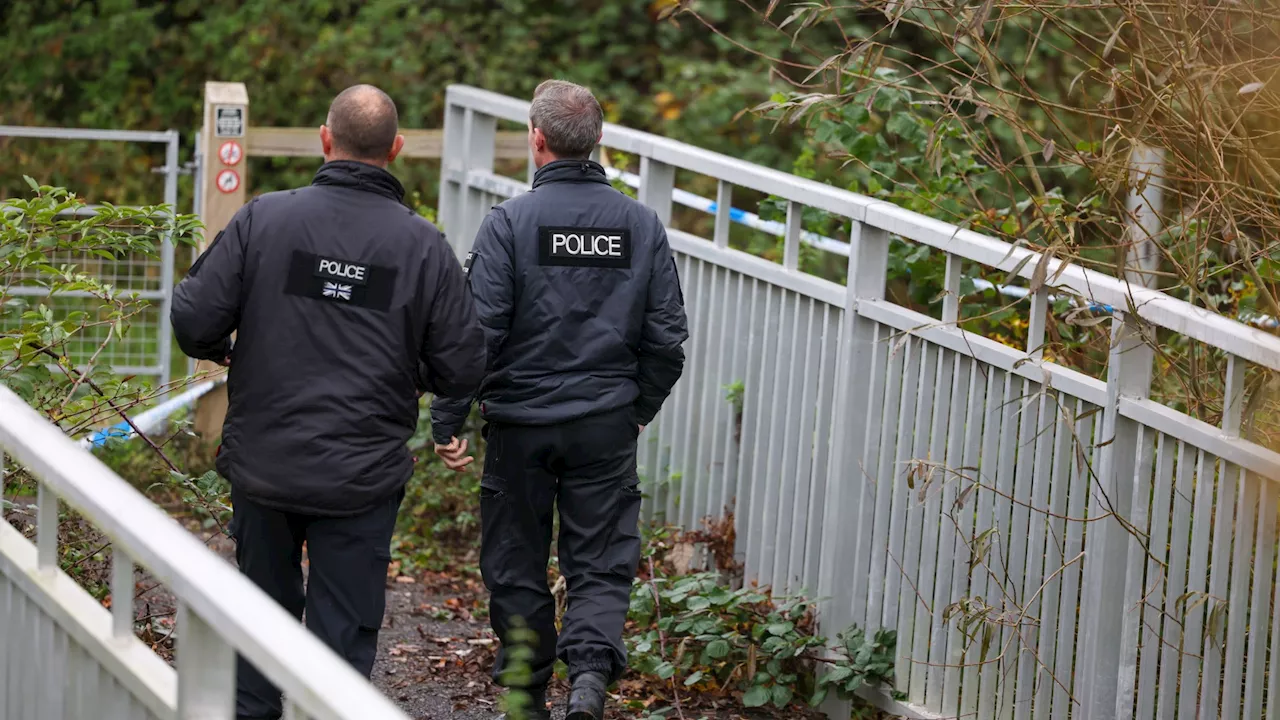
left=80, top=378, right=223, bottom=449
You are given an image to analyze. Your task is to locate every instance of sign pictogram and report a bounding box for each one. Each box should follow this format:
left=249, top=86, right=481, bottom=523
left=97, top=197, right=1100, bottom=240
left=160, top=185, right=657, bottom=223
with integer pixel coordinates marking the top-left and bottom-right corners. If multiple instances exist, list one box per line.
left=214, top=106, right=244, bottom=137
left=215, top=168, right=241, bottom=194
left=218, top=140, right=243, bottom=166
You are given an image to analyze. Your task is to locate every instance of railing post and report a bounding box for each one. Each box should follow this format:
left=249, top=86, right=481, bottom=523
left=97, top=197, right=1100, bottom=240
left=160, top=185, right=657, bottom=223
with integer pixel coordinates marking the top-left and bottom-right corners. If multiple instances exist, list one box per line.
left=638, top=156, right=675, bottom=226
left=1076, top=313, right=1153, bottom=719
left=438, top=94, right=466, bottom=253
left=459, top=108, right=497, bottom=253
left=177, top=602, right=236, bottom=719
left=112, top=546, right=135, bottom=640
left=783, top=201, right=802, bottom=270
left=817, top=218, right=889, bottom=715
left=36, top=481, right=57, bottom=572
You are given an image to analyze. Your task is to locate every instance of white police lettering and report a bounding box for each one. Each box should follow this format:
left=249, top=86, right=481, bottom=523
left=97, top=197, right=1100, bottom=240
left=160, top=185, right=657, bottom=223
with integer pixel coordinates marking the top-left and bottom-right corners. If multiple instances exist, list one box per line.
left=551, top=232, right=624, bottom=258
left=318, top=258, right=366, bottom=282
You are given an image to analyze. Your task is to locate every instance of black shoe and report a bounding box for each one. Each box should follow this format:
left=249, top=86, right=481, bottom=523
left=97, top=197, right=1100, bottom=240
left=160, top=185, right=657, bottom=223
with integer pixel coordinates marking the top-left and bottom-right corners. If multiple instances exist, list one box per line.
left=566, top=671, right=608, bottom=720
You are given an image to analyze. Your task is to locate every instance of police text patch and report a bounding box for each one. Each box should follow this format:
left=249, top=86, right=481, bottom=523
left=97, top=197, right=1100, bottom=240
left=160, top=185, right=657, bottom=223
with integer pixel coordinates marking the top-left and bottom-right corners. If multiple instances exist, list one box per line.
left=314, top=256, right=370, bottom=286
left=538, top=227, right=632, bottom=269
left=285, top=251, right=395, bottom=311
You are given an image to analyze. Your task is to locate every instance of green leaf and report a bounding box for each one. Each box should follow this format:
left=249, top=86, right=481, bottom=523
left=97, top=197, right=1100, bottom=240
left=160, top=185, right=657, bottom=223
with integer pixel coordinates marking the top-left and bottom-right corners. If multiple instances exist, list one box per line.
left=771, top=684, right=794, bottom=707
left=743, top=685, right=771, bottom=708
left=684, top=671, right=703, bottom=687
left=706, top=639, right=731, bottom=659
left=767, top=621, right=795, bottom=636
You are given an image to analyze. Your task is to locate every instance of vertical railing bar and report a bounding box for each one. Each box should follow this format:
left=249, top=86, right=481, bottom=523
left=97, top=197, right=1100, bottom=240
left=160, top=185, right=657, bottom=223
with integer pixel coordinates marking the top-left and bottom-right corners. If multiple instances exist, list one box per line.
left=783, top=297, right=820, bottom=592
left=719, top=272, right=749, bottom=517
left=730, top=277, right=764, bottom=565
left=864, top=333, right=910, bottom=629
left=1222, top=353, right=1245, bottom=436
left=1194, top=457, right=1239, bottom=720
left=1011, top=387, right=1058, bottom=720
left=977, top=371, right=1017, bottom=720
left=1133, top=433, right=1175, bottom=720
left=893, top=340, right=939, bottom=688
left=111, top=547, right=134, bottom=640
left=801, top=302, right=837, bottom=590
left=1031, top=391, right=1076, bottom=716
left=1241, top=481, right=1275, bottom=718
left=37, top=481, right=57, bottom=571
left=176, top=602, right=235, bottom=720
left=766, top=290, right=804, bottom=591
left=907, top=346, right=955, bottom=703
left=1027, top=288, right=1048, bottom=360
left=960, top=368, right=1004, bottom=716
left=1154, top=441, right=1194, bottom=720
left=1174, top=449, right=1213, bottom=717
left=672, top=258, right=707, bottom=527
left=942, top=253, right=962, bottom=325
left=714, top=181, right=733, bottom=249
left=783, top=200, right=802, bottom=271
left=1114, top=424, right=1157, bottom=720
left=692, top=265, right=725, bottom=526
left=1218, top=466, right=1256, bottom=720
left=1050, top=400, right=1096, bottom=720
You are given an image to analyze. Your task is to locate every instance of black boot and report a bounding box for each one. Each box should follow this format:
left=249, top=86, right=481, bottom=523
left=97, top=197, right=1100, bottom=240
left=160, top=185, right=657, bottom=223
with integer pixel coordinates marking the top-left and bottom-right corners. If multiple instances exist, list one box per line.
left=566, top=671, right=608, bottom=720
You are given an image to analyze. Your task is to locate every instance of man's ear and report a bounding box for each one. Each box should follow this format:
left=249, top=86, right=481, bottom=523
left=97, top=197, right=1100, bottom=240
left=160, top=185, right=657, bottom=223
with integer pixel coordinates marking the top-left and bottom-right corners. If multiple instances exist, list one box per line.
left=319, top=125, right=333, bottom=157
left=532, top=128, right=548, bottom=153
left=388, top=134, right=406, bottom=163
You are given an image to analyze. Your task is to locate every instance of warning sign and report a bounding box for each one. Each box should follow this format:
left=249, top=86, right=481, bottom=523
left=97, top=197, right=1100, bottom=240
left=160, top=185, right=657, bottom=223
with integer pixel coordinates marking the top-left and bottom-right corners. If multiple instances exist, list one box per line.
left=218, top=140, right=243, bottom=166
left=214, top=106, right=244, bottom=137
left=215, top=169, right=241, bottom=194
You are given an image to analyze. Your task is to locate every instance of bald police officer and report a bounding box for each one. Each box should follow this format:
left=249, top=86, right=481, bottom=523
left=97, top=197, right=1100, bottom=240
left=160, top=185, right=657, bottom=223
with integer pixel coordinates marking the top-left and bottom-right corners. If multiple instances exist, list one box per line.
left=172, top=84, right=486, bottom=720
left=431, top=80, right=688, bottom=720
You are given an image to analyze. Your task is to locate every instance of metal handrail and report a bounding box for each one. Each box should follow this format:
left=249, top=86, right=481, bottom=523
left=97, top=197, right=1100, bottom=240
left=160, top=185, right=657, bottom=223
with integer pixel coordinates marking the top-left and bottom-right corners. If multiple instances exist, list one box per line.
left=445, top=84, right=1280, bottom=372
left=0, top=385, right=409, bottom=720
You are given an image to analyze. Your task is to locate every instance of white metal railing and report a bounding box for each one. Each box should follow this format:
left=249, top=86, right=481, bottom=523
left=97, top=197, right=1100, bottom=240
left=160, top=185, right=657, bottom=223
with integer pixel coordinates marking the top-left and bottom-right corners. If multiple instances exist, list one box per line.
left=439, top=84, right=1280, bottom=720
left=0, top=385, right=409, bottom=720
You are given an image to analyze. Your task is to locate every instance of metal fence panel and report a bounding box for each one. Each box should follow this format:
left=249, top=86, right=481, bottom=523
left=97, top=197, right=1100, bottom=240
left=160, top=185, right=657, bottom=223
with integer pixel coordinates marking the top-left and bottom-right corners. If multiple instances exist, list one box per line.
left=0, top=127, right=179, bottom=387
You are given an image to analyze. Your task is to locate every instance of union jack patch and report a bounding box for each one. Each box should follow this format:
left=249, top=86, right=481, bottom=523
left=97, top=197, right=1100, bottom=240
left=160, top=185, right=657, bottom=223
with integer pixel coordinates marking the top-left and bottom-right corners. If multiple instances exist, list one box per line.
left=322, top=281, right=352, bottom=301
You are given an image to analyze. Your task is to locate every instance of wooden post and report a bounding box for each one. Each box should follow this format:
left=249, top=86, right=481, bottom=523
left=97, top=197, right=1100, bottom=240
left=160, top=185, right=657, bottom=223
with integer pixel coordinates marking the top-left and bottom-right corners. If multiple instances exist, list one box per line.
left=193, top=81, right=248, bottom=440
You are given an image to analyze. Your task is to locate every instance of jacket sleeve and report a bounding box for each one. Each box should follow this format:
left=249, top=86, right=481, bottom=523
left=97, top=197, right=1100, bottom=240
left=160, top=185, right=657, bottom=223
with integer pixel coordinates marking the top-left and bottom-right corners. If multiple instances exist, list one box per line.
left=634, top=223, right=689, bottom=426
left=429, top=209, right=515, bottom=444
left=418, top=233, right=488, bottom=400
left=170, top=203, right=252, bottom=362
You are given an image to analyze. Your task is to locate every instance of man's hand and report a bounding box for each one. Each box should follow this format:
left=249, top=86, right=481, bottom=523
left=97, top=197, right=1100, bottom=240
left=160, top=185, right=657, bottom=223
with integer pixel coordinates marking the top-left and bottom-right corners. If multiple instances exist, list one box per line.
left=215, top=355, right=232, bottom=367
left=434, top=436, right=474, bottom=472
left=639, top=425, right=645, bottom=434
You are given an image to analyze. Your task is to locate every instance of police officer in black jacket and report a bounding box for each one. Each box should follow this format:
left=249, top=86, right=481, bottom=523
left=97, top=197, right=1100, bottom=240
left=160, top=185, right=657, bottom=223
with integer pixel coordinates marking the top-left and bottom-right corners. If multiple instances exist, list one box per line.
left=172, top=84, right=486, bottom=720
left=431, top=80, right=689, bottom=720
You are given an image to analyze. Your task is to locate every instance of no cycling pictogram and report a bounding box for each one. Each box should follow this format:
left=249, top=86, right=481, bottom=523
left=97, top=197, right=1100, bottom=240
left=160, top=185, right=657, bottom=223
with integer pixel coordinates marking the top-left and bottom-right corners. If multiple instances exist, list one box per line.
left=218, top=140, right=243, bottom=166
left=215, top=169, right=240, bottom=194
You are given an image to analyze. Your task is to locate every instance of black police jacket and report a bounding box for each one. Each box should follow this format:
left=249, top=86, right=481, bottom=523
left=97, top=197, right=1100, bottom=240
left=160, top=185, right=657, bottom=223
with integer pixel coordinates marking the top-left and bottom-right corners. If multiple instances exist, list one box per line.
left=430, top=159, right=688, bottom=445
left=172, top=160, right=486, bottom=516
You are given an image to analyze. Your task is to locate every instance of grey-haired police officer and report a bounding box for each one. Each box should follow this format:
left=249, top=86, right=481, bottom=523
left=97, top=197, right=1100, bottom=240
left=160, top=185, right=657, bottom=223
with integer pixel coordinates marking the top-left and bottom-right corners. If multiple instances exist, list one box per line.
left=172, top=84, right=486, bottom=720
left=431, top=79, right=689, bottom=720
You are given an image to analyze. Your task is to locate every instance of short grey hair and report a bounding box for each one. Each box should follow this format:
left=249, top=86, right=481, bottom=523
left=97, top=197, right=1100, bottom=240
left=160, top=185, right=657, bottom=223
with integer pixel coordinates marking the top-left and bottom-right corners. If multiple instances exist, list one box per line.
left=529, top=80, right=603, bottom=159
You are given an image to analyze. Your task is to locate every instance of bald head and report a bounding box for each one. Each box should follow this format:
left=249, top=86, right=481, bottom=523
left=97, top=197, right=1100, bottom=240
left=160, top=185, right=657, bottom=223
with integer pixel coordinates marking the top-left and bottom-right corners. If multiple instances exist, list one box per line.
left=322, top=85, right=402, bottom=165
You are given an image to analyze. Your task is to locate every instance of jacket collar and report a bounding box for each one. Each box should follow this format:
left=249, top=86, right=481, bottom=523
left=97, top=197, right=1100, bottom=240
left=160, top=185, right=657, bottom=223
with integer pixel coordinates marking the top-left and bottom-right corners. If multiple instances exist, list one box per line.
left=312, top=160, right=407, bottom=204
left=532, top=159, right=611, bottom=189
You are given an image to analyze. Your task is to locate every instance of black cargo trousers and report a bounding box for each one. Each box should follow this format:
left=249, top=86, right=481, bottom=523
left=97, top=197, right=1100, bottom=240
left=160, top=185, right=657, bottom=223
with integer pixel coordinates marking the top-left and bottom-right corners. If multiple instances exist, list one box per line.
left=228, top=484, right=403, bottom=720
left=480, top=406, right=644, bottom=691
